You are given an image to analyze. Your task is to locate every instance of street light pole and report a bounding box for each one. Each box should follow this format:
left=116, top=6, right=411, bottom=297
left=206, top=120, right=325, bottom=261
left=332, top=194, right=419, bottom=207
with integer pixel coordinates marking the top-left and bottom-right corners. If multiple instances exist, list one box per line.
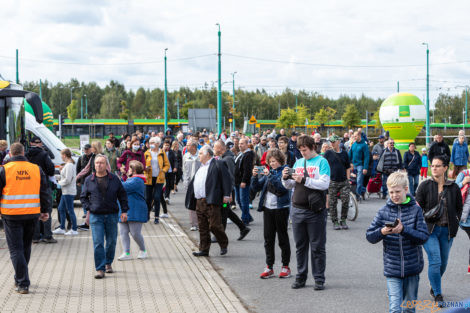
left=216, top=23, right=222, bottom=135
left=231, top=71, right=237, bottom=132
left=81, top=95, right=83, bottom=119
left=16, top=49, right=19, bottom=84
left=422, top=43, right=430, bottom=147
left=164, top=48, right=168, bottom=131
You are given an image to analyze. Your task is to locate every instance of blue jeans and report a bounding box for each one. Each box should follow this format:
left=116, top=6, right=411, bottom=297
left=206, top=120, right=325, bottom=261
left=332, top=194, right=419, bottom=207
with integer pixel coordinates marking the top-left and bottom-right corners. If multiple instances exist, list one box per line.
left=90, top=213, right=119, bottom=271
left=235, top=185, right=252, bottom=224
left=356, top=165, right=366, bottom=196
left=382, top=174, right=389, bottom=196
left=423, top=225, right=453, bottom=296
left=58, top=194, right=77, bottom=231
left=407, top=174, right=419, bottom=196
left=386, top=274, right=419, bottom=313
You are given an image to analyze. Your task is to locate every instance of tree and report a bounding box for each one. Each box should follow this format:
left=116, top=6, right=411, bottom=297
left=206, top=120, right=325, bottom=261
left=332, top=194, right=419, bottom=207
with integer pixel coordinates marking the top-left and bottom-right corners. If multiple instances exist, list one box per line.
left=119, top=100, right=130, bottom=120
left=277, top=105, right=309, bottom=129
left=314, top=107, right=336, bottom=127
left=342, top=104, right=361, bottom=130
left=67, top=99, right=79, bottom=122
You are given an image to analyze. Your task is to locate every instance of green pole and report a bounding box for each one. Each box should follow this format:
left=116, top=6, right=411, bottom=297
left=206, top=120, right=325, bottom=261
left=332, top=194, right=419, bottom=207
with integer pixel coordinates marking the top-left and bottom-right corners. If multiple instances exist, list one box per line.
left=16, top=49, right=19, bottom=84
left=217, top=23, right=222, bottom=134
left=397, top=81, right=399, bottom=93
left=232, top=71, right=236, bottom=132
left=39, top=79, right=42, bottom=100
left=164, top=48, right=168, bottom=131
left=423, top=43, right=430, bottom=147
left=81, top=96, right=83, bottom=119
left=85, top=95, right=88, bottom=118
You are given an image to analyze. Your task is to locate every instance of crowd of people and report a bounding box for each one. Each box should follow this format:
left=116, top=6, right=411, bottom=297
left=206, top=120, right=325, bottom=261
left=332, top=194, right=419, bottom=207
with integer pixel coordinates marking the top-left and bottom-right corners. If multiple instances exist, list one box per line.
left=0, top=126, right=469, bottom=312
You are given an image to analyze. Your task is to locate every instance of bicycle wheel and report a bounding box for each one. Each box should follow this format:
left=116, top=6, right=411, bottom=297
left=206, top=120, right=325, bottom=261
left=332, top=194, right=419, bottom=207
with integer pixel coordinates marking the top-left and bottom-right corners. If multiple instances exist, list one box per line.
left=347, top=192, right=358, bottom=221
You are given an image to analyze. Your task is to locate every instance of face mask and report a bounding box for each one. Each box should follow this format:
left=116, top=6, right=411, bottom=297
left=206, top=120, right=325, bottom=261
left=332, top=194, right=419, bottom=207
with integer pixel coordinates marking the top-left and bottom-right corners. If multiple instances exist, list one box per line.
left=132, top=145, right=140, bottom=151
left=150, top=144, right=156, bottom=149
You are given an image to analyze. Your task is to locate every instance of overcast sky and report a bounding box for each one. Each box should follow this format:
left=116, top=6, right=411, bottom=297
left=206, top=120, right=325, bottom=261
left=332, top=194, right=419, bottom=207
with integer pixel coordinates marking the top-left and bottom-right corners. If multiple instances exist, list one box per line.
left=1, top=0, right=470, bottom=105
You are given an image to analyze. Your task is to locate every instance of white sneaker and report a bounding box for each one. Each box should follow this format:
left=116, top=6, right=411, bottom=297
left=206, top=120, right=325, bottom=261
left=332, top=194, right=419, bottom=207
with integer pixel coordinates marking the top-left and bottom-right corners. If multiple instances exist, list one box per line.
left=52, top=228, right=66, bottom=235
left=160, top=213, right=169, bottom=218
left=137, top=250, right=147, bottom=259
left=64, top=230, right=78, bottom=236
left=190, top=226, right=198, bottom=231
left=118, top=253, right=132, bottom=261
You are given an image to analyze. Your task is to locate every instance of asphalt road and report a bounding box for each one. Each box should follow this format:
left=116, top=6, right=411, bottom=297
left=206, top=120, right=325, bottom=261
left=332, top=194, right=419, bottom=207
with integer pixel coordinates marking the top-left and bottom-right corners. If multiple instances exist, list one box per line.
left=167, top=188, right=469, bottom=313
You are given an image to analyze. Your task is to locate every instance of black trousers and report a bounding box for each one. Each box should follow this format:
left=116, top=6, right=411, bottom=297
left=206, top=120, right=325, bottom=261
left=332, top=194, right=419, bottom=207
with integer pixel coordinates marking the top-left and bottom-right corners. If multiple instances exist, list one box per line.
left=263, top=207, right=291, bottom=267
left=164, top=172, right=175, bottom=199
left=145, top=178, right=166, bottom=219
left=4, top=218, right=36, bottom=288
left=221, top=204, right=246, bottom=231
left=463, top=226, right=470, bottom=264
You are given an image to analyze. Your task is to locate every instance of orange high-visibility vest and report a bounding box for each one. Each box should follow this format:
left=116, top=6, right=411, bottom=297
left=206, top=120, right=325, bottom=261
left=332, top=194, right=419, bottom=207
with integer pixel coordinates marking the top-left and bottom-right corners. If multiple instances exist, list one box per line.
left=0, top=161, right=41, bottom=215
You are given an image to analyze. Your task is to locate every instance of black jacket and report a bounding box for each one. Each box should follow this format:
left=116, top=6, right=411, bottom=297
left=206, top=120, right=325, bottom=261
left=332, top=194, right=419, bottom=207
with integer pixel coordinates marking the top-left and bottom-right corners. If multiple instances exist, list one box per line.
left=221, top=150, right=236, bottom=184
left=185, top=159, right=232, bottom=210
left=415, top=179, right=463, bottom=238
left=25, top=146, right=55, bottom=177
left=166, top=150, right=176, bottom=172
left=428, top=141, right=451, bottom=163
left=76, top=153, right=92, bottom=183
left=0, top=156, right=51, bottom=219
left=235, top=149, right=254, bottom=185
left=80, top=171, right=129, bottom=215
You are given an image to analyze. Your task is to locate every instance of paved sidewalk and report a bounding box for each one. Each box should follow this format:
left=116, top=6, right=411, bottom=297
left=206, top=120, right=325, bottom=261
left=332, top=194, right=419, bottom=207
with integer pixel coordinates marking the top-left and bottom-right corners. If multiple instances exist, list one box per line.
left=0, top=210, right=248, bottom=313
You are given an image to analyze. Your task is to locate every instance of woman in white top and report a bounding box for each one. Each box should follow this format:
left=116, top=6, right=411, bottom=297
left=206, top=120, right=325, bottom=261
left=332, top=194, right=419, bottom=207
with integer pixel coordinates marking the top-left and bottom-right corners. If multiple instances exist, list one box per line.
left=53, top=148, right=78, bottom=235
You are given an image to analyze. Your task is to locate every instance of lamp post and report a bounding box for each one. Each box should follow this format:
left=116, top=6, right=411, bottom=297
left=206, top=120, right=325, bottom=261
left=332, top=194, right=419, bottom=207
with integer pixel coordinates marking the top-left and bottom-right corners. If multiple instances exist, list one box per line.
left=231, top=71, right=237, bottom=132
left=216, top=23, right=222, bottom=135
left=164, top=48, right=168, bottom=131
left=80, top=95, right=83, bottom=119
left=422, top=42, right=430, bottom=146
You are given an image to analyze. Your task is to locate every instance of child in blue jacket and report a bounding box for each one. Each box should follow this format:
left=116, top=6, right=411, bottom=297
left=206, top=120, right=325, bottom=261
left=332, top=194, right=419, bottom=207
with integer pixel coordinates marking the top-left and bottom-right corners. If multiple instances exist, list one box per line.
left=118, top=160, right=148, bottom=261
left=366, top=172, right=429, bottom=312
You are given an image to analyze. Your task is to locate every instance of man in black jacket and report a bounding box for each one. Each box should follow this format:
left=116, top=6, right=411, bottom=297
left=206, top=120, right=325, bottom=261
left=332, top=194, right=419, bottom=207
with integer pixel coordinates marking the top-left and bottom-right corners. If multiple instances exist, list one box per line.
left=0, top=143, right=51, bottom=294
left=185, top=146, right=232, bottom=256
left=80, top=155, right=129, bottom=279
left=234, top=138, right=254, bottom=225
left=214, top=141, right=251, bottom=241
left=25, top=136, right=57, bottom=244
left=428, top=134, right=451, bottom=163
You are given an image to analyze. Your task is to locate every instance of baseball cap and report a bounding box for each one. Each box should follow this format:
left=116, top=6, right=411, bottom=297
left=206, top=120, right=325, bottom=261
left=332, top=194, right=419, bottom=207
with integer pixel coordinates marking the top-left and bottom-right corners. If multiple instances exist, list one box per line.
left=379, top=135, right=385, bottom=139
left=84, top=144, right=91, bottom=150
left=328, top=134, right=341, bottom=142
left=291, top=131, right=299, bottom=136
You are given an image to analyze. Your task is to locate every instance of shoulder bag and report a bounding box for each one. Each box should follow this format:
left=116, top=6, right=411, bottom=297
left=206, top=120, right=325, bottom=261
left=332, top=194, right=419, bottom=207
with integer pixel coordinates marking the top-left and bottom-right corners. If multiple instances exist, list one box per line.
left=423, top=188, right=447, bottom=223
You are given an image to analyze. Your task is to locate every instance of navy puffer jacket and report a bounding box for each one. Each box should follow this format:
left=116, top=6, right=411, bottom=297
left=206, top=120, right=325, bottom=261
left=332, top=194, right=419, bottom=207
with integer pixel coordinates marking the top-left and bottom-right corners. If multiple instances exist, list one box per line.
left=366, top=195, right=429, bottom=278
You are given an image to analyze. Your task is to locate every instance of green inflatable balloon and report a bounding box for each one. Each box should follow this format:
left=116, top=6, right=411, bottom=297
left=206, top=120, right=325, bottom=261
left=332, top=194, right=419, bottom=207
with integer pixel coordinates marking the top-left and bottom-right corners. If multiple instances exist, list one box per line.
left=24, top=99, right=54, bottom=131
left=379, top=92, right=426, bottom=149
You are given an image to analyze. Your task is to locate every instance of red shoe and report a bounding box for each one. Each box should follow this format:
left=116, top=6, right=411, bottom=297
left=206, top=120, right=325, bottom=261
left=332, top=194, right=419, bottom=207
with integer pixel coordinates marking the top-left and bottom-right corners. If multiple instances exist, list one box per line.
left=279, top=266, right=291, bottom=278
left=260, top=267, right=274, bottom=279
left=467, top=265, right=470, bottom=274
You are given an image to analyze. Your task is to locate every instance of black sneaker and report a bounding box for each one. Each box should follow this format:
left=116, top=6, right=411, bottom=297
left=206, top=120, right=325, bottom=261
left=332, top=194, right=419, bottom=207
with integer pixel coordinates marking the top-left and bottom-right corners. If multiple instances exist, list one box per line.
left=78, top=223, right=89, bottom=231
left=237, top=227, right=251, bottom=240
left=381, top=194, right=386, bottom=199
left=434, top=294, right=444, bottom=307
left=291, top=279, right=306, bottom=289
left=430, top=288, right=434, bottom=298
left=42, top=237, right=57, bottom=244
left=314, top=281, right=325, bottom=290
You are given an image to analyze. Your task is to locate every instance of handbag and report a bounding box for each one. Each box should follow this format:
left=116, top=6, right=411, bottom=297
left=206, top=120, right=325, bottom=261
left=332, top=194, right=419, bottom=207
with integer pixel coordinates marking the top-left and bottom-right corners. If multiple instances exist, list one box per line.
left=461, top=170, right=470, bottom=205
left=423, top=188, right=447, bottom=223
left=304, top=159, right=326, bottom=213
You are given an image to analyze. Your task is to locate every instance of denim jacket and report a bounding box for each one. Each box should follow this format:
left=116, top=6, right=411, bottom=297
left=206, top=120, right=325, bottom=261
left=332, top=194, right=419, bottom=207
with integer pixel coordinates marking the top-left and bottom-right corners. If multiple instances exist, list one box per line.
left=250, top=165, right=290, bottom=211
